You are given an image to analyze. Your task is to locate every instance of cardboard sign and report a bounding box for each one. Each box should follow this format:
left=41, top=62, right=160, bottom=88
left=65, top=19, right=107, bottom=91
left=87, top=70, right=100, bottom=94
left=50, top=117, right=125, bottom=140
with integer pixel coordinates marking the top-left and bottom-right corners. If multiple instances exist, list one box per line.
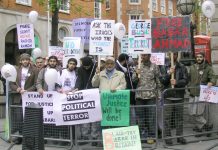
left=63, top=37, right=83, bottom=67
left=17, top=23, right=35, bottom=49
left=101, top=90, right=130, bottom=126
left=103, top=126, right=142, bottom=150
left=53, top=89, right=102, bottom=126
left=150, top=53, right=165, bottom=65
left=22, top=92, right=56, bottom=124
left=48, top=46, right=66, bottom=61
left=89, top=20, right=115, bottom=55
left=128, top=20, right=152, bottom=54
left=199, top=85, right=218, bottom=103
left=152, top=16, right=191, bottom=52
left=72, top=18, right=94, bottom=44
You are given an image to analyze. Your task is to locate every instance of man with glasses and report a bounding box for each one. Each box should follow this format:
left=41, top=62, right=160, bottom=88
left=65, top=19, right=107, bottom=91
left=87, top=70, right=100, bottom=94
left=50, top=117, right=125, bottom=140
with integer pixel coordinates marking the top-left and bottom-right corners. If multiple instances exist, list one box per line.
left=189, top=52, right=216, bottom=136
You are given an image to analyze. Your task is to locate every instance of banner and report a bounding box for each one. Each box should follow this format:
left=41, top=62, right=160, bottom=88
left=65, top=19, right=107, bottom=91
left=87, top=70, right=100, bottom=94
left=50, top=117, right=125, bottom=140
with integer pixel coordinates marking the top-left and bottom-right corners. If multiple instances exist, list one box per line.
left=17, top=23, right=35, bottom=49
left=53, top=89, right=102, bottom=126
left=199, top=85, right=218, bottom=103
left=103, top=126, right=142, bottom=150
left=22, top=92, right=57, bottom=124
left=48, top=46, right=66, bottom=61
left=89, top=20, right=115, bottom=55
left=63, top=37, right=83, bottom=67
left=152, top=16, right=191, bottom=53
left=128, top=20, right=151, bottom=54
left=72, top=18, right=94, bottom=44
left=101, top=90, right=130, bottom=126
left=150, top=53, right=165, bottom=65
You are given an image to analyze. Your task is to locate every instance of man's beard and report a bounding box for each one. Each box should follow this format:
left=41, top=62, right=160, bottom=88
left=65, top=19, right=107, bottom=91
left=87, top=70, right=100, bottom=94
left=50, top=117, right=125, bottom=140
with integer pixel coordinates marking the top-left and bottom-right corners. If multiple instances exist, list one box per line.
left=196, top=59, right=204, bottom=64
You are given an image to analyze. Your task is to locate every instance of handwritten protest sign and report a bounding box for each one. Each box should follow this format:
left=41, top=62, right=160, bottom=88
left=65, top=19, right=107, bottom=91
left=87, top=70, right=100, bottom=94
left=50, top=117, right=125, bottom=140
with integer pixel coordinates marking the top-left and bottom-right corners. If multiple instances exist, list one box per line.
left=17, top=23, right=35, bottom=49
left=121, top=35, right=129, bottom=54
left=89, top=20, right=115, bottom=55
left=128, top=20, right=151, bottom=54
left=199, top=85, right=218, bottom=103
left=22, top=92, right=57, bottom=124
left=53, top=89, right=102, bottom=126
left=101, top=90, right=130, bottom=126
left=72, top=18, right=94, bottom=44
left=63, top=37, right=83, bottom=67
left=48, top=46, right=66, bottom=61
left=103, top=126, right=142, bottom=150
left=150, top=53, right=165, bottom=65
left=152, top=16, right=191, bottom=53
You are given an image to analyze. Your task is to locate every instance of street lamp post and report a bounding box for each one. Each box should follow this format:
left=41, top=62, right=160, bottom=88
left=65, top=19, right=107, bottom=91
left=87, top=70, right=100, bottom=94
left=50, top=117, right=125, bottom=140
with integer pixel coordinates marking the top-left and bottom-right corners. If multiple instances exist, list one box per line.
left=177, top=0, right=196, bottom=59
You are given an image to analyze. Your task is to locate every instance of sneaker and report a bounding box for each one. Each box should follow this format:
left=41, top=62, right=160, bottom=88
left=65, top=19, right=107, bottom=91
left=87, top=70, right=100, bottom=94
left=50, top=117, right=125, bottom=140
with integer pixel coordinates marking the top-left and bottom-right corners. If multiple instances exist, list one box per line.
left=177, top=138, right=187, bottom=144
left=147, top=139, right=155, bottom=144
left=165, top=139, right=173, bottom=146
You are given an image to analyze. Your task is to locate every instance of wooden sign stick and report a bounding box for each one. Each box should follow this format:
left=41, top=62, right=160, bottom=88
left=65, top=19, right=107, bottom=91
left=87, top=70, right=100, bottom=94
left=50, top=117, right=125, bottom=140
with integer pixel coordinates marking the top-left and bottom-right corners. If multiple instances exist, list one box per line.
left=170, top=52, right=174, bottom=88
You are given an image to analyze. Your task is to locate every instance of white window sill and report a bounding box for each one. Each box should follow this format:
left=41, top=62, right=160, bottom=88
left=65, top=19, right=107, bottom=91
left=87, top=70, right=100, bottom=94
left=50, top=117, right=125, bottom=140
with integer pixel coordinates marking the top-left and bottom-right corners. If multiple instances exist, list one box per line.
left=16, top=2, right=31, bottom=7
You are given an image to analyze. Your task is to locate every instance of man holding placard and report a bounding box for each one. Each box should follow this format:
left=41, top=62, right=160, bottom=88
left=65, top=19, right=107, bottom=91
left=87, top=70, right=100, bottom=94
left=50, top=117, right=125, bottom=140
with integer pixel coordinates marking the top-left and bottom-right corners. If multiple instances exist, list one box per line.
left=132, top=54, right=162, bottom=144
left=189, top=52, right=216, bottom=135
left=159, top=52, right=188, bottom=145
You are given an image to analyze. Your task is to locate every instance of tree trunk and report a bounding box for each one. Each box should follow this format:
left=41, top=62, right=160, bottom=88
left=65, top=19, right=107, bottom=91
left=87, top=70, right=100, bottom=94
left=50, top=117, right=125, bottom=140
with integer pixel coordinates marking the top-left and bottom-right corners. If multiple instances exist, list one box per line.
left=51, top=1, right=59, bottom=46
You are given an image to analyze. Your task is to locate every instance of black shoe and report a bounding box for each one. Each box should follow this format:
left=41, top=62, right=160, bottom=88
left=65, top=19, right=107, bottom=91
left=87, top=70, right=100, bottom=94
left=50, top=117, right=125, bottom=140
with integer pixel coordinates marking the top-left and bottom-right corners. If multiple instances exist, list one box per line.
left=165, top=139, right=173, bottom=146
left=13, top=137, right=22, bottom=144
left=177, top=138, right=187, bottom=144
left=91, top=142, right=98, bottom=146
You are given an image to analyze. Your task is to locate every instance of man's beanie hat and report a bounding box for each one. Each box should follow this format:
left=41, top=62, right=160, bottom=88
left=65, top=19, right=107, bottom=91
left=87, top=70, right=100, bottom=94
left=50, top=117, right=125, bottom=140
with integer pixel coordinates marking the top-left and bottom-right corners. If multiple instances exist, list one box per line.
left=20, top=53, right=30, bottom=60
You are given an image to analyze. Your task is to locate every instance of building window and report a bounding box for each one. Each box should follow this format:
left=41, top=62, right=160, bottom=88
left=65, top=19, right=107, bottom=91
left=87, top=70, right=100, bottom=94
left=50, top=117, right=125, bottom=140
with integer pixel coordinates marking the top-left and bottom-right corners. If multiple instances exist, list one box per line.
left=129, top=0, right=141, bottom=4
left=94, top=0, right=101, bottom=19
left=168, top=0, right=173, bottom=16
left=152, top=0, right=158, bottom=11
left=16, top=0, right=31, bottom=6
left=58, top=27, right=68, bottom=42
left=161, top=0, right=166, bottom=14
left=59, top=0, right=70, bottom=13
left=129, top=15, right=141, bottom=20
left=106, top=0, right=110, bottom=10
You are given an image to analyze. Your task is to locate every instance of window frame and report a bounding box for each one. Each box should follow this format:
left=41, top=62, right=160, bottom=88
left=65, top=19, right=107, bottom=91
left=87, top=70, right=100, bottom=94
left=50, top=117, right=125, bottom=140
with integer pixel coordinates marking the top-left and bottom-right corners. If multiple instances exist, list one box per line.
left=168, top=0, right=173, bottom=16
left=129, top=14, right=142, bottom=20
left=16, top=0, right=32, bottom=6
left=106, top=0, right=110, bottom=10
left=59, top=0, right=70, bottom=14
left=94, top=1, right=101, bottom=19
left=58, top=27, right=69, bottom=42
left=152, top=0, right=158, bottom=12
left=129, top=0, right=141, bottom=5
left=160, top=0, right=166, bottom=14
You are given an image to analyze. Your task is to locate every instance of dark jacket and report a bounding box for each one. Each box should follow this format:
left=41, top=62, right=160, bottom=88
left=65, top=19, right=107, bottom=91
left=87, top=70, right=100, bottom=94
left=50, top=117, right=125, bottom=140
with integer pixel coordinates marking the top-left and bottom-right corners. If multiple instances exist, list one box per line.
left=159, top=61, right=188, bottom=98
left=75, top=62, right=97, bottom=90
left=189, top=62, right=216, bottom=96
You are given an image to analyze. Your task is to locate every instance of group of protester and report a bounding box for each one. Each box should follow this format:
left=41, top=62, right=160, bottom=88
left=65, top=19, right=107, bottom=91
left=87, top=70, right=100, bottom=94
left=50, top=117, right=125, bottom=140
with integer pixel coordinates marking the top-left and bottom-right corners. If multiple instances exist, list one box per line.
left=8, top=51, right=216, bottom=146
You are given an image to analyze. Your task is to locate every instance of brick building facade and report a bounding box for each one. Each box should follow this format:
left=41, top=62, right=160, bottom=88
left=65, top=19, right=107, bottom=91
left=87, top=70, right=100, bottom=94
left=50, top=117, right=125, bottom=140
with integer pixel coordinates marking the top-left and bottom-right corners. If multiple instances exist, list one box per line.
left=0, top=0, right=177, bottom=66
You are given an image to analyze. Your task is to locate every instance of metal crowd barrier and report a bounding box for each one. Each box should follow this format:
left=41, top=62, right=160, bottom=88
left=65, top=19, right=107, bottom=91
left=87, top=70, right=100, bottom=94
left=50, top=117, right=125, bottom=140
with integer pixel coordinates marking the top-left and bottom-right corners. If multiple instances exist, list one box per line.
left=7, top=87, right=218, bottom=149
left=161, top=87, right=218, bottom=147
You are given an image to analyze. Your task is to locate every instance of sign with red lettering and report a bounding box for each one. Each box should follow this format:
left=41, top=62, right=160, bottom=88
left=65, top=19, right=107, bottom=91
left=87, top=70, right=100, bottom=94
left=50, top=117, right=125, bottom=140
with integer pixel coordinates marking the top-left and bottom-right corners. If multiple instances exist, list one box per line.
left=199, top=85, right=218, bottom=103
left=151, top=16, right=191, bottom=53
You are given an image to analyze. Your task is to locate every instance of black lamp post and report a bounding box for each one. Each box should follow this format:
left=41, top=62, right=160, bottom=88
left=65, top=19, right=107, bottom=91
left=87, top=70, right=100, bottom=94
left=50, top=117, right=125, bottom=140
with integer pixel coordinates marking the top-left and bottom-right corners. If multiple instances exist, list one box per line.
left=177, top=0, right=196, bottom=59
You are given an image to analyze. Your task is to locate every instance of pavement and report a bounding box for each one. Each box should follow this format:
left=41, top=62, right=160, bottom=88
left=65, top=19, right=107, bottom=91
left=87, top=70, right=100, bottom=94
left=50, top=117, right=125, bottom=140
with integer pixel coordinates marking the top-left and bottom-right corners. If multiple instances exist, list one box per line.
left=1, top=132, right=218, bottom=150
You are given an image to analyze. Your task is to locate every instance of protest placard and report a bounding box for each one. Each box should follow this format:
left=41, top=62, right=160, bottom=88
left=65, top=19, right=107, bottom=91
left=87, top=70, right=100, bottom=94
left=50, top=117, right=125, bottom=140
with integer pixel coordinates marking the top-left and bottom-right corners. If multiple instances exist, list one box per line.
left=22, top=92, right=58, bottom=124
left=17, top=23, right=35, bottom=49
left=89, top=20, right=115, bottom=55
left=150, top=53, right=165, bottom=65
left=128, top=20, right=151, bottom=54
left=72, top=18, right=94, bottom=44
left=101, top=90, right=130, bottom=126
left=63, top=37, right=83, bottom=67
left=103, top=126, right=142, bottom=150
left=152, top=16, right=191, bottom=53
left=121, top=35, right=128, bottom=54
left=199, top=85, right=218, bottom=103
left=48, top=46, right=66, bottom=61
left=53, top=89, right=102, bottom=126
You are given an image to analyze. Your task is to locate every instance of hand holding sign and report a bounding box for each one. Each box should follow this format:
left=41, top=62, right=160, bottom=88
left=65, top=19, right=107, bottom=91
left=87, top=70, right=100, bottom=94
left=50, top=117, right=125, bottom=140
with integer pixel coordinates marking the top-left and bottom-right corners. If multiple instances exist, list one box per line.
left=1, top=64, right=17, bottom=82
